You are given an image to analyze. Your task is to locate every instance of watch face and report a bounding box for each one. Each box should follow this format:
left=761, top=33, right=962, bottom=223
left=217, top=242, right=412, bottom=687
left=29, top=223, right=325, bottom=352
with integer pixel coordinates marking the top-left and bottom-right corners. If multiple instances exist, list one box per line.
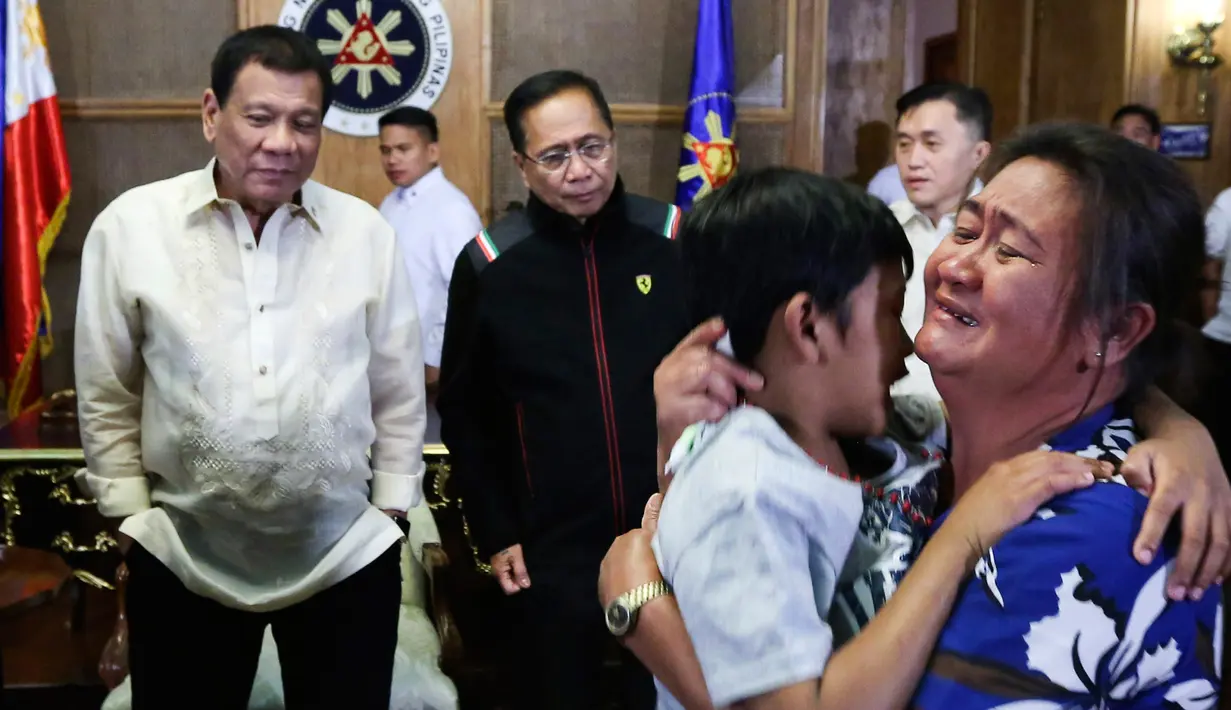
left=606, top=601, right=632, bottom=636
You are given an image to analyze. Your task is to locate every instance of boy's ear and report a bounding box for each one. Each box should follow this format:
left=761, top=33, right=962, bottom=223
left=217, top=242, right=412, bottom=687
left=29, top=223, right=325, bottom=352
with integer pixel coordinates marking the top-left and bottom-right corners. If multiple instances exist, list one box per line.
left=782, top=292, right=840, bottom=365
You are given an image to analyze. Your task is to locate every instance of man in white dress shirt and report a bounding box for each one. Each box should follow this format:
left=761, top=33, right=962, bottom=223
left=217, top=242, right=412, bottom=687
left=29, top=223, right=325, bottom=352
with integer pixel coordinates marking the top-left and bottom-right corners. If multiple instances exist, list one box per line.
left=866, top=163, right=908, bottom=205
left=888, top=83, right=991, bottom=400
left=377, top=107, right=481, bottom=442
left=1198, top=186, right=1231, bottom=464
left=74, top=26, right=426, bottom=709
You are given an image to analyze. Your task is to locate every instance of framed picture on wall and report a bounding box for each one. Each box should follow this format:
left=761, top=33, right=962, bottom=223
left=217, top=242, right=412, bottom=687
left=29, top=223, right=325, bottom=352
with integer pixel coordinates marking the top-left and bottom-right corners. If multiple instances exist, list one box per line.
left=1159, top=123, right=1212, bottom=160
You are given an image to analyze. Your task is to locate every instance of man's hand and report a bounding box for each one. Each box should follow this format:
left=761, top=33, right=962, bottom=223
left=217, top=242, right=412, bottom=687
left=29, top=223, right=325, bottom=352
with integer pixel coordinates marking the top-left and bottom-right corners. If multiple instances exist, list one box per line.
left=642, top=494, right=663, bottom=533
left=490, top=544, right=531, bottom=594
left=425, top=365, right=440, bottom=405
left=599, top=528, right=662, bottom=610
left=654, top=318, right=764, bottom=452
left=1123, top=429, right=1231, bottom=600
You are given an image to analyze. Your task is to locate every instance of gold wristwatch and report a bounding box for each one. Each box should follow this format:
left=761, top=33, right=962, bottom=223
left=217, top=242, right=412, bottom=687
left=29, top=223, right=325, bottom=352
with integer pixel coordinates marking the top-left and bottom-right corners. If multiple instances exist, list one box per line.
left=604, top=580, right=673, bottom=637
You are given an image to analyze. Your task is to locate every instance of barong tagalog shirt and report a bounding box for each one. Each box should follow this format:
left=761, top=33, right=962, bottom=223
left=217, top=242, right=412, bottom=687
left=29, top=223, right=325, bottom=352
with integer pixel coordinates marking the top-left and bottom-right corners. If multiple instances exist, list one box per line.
left=75, top=159, right=426, bottom=612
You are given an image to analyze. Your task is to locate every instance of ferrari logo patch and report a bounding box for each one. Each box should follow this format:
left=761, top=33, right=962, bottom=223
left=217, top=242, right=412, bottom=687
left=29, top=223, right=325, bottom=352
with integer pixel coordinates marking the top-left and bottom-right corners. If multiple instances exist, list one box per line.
left=636, top=275, right=652, bottom=295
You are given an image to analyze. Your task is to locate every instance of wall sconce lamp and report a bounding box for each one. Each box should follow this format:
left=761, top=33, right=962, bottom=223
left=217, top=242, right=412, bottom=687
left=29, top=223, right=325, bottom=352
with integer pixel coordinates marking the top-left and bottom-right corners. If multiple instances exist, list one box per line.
left=1168, top=1, right=1225, bottom=116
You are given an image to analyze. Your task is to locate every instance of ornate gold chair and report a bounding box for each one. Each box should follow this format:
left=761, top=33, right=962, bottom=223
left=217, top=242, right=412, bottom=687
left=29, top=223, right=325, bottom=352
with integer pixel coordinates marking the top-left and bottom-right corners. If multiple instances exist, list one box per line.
left=0, top=391, right=119, bottom=690
left=0, top=392, right=467, bottom=702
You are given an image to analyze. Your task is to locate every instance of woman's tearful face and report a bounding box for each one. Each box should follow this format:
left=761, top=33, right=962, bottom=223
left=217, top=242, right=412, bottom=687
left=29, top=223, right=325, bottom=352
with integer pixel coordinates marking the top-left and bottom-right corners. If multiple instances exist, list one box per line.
left=915, top=157, right=1086, bottom=395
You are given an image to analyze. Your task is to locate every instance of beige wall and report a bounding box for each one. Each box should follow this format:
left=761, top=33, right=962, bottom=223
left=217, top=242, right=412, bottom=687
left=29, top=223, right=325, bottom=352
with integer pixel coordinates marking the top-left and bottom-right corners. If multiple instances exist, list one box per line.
left=40, top=0, right=913, bottom=396
left=42, top=0, right=233, bottom=396
left=1128, top=0, right=1231, bottom=205
left=822, top=0, right=909, bottom=184
left=958, top=0, right=1231, bottom=205
left=906, top=0, right=958, bottom=87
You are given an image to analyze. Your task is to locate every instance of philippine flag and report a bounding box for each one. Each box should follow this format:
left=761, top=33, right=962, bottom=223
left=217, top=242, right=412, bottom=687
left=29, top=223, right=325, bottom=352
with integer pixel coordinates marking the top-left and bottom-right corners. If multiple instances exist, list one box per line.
left=1, top=0, right=70, bottom=419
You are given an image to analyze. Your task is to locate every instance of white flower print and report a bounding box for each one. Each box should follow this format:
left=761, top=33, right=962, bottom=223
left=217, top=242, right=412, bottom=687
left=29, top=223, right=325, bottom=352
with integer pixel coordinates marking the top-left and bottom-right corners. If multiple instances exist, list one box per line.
left=1163, top=603, right=1222, bottom=709
left=990, top=564, right=1217, bottom=709
left=975, top=548, right=1005, bottom=609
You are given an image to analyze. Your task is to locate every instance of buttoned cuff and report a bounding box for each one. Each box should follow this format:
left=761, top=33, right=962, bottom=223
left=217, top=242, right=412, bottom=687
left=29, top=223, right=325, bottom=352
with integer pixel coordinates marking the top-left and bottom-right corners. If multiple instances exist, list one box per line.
left=423, top=330, right=443, bottom=369
left=75, top=468, right=152, bottom=518
left=371, top=465, right=424, bottom=512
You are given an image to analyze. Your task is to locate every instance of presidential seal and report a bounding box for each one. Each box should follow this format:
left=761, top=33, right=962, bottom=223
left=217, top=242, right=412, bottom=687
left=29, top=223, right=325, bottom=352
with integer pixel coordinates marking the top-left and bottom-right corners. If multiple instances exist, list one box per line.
left=279, top=0, right=453, bottom=137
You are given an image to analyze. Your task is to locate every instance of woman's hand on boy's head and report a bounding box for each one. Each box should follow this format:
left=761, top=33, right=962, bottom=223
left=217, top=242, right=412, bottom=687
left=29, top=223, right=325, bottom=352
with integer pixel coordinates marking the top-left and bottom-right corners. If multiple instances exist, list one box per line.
left=655, top=318, right=764, bottom=447
left=1123, top=432, right=1231, bottom=601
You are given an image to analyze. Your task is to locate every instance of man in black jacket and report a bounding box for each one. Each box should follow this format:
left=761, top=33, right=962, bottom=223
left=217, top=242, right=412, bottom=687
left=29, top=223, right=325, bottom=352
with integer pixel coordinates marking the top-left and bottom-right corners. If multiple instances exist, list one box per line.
left=438, top=70, right=689, bottom=709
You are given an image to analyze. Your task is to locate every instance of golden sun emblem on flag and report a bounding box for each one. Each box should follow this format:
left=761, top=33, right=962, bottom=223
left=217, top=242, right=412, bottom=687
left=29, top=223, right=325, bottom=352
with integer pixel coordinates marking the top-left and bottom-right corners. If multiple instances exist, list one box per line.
left=20, top=0, right=47, bottom=58
left=678, top=110, right=739, bottom=201
left=316, top=0, right=417, bottom=99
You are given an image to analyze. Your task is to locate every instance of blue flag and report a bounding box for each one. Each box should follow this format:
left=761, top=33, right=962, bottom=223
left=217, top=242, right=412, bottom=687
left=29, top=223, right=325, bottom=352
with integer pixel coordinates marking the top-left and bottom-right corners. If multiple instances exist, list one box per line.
left=675, top=0, right=738, bottom=207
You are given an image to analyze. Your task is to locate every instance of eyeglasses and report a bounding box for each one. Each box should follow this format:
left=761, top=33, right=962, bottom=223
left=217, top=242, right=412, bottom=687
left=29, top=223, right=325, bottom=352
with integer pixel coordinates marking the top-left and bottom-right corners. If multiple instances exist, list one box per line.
left=524, top=139, right=614, bottom=173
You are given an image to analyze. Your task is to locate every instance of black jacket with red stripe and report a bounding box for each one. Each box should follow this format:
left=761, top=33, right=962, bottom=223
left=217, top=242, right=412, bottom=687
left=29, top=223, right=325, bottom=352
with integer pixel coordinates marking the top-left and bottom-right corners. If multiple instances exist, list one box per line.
left=437, top=179, right=690, bottom=569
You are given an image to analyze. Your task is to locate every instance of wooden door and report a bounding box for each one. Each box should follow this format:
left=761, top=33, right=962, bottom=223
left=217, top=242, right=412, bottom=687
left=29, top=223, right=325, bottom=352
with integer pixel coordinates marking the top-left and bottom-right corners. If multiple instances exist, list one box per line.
left=955, top=0, right=1032, bottom=141
left=956, top=0, right=1131, bottom=140
left=924, top=32, right=959, bottom=84
left=1028, top=0, right=1130, bottom=125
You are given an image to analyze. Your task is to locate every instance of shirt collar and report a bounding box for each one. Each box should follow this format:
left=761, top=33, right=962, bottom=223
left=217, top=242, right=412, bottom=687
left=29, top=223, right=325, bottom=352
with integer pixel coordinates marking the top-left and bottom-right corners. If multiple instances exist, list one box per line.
left=930, top=398, right=1127, bottom=526
left=892, top=177, right=985, bottom=230
left=525, top=176, right=628, bottom=237
left=1045, top=403, right=1118, bottom=454
left=398, top=166, right=446, bottom=202
left=186, top=158, right=322, bottom=230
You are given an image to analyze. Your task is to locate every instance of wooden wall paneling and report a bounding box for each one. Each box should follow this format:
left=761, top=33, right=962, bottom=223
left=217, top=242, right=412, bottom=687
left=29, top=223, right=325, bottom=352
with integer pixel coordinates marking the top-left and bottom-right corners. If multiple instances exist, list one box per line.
left=239, top=0, right=491, bottom=217
left=484, top=0, right=799, bottom=212
left=956, top=0, right=1031, bottom=142
left=40, top=0, right=238, bottom=395
left=956, top=0, right=974, bottom=86
left=923, top=32, right=960, bottom=83
left=785, top=0, right=830, bottom=171
left=487, top=0, right=790, bottom=107
left=782, top=0, right=799, bottom=120
left=42, top=0, right=236, bottom=98
left=1127, top=0, right=1231, bottom=205
left=441, top=0, right=491, bottom=222
left=43, top=121, right=219, bottom=393
left=59, top=99, right=200, bottom=119
left=821, top=0, right=909, bottom=183
left=730, top=123, right=788, bottom=173
left=1029, top=0, right=1130, bottom=125
left=482, top=103, right=792, bottom=125
left=1017, top=0, right=1036, bottom=128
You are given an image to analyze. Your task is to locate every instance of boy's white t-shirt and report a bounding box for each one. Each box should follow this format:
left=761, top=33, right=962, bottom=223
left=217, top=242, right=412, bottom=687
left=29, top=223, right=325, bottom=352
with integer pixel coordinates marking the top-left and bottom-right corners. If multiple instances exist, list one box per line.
left=651, top=396, right=945, bottom=709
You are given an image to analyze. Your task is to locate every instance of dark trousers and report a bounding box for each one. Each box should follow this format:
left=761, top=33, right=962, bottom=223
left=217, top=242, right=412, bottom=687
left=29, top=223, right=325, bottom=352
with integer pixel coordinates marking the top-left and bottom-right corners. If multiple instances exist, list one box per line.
left=511, top=563, right=656, bottom=710
left=1195, top=336, right=1231, bottom=701
left=125, top=541, right=402, bottom=710
left=1195, top=336, right=1231, bottom=468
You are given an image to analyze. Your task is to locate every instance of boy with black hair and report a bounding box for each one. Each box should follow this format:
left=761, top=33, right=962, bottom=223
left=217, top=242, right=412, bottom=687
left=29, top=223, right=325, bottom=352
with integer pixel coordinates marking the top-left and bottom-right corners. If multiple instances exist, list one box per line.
left=649, top=168, right=1095, bottom=709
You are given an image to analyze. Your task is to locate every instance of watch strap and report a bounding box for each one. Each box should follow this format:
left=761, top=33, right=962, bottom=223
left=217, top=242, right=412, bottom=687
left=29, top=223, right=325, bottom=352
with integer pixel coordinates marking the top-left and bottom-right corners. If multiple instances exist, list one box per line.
left=620, top=579, right=672, bottom=613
